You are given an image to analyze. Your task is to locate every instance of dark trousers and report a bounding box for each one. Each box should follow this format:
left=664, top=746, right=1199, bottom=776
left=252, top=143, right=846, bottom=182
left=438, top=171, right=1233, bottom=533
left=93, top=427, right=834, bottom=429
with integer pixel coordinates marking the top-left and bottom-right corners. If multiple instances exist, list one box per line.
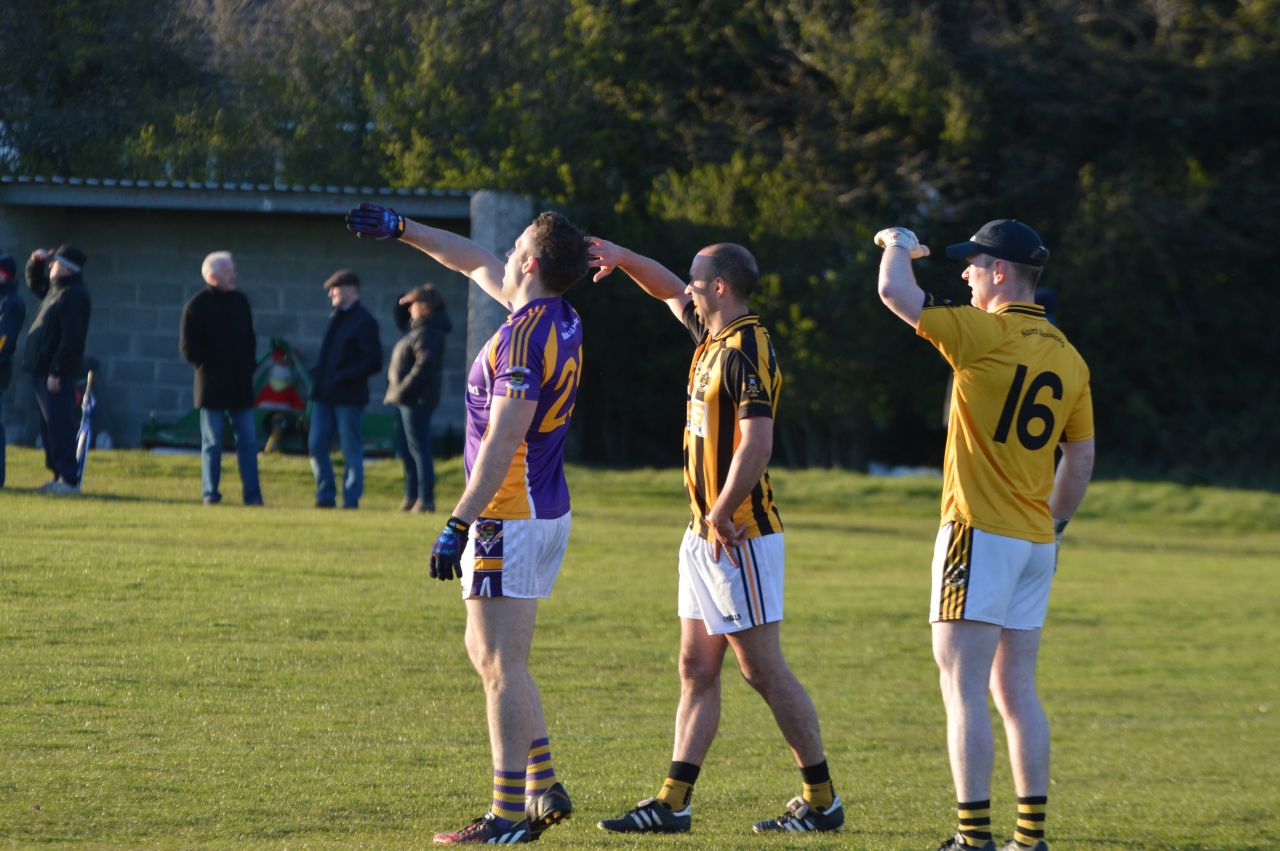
left=32, top=376, right=80, bottom=485
left=395, top=403, right=436, bottom=505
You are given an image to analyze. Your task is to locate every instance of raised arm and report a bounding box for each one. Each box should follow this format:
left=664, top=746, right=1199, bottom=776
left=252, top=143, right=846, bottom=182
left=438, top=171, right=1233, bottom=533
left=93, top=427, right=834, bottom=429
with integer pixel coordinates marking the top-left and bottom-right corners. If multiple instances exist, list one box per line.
left=873, top=227, right=931, bottom=328
left=346, top=203, right=508, bottom=308
left=587, top=237, right=690, bottom=322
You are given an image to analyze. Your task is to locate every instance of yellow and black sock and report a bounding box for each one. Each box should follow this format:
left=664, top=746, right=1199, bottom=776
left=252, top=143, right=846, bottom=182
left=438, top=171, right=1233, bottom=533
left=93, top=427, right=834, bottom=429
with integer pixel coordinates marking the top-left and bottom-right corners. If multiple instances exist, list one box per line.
left=655, top=761, right=700, bottom=811
left=1013, top=795, right=1047, bottom=847
left=957, top=799, right=992, bottom=847
left=526, top=736, right=555, bottom=796
left=490, top=768, right=525, bottom=826
left=800, top=759, right=835, bottom=809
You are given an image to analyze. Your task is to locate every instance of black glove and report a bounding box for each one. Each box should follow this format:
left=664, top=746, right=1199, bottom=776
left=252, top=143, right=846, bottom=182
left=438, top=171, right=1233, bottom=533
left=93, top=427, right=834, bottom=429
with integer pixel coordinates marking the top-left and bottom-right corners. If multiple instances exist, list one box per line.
left=429, top=515, right=470, bottom=581
left=345, top=202, right=405, bottom=240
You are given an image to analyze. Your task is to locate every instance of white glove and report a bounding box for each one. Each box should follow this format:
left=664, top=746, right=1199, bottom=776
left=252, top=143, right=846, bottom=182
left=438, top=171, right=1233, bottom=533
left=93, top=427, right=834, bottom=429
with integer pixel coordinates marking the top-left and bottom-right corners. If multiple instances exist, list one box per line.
left=874, top=227, right=930, bottom=259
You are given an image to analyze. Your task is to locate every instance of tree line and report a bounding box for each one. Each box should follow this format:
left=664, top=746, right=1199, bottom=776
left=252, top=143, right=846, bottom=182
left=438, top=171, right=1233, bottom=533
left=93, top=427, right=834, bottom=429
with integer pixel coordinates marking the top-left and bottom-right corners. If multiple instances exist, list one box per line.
left=3, top=0, right=1277, bottom=484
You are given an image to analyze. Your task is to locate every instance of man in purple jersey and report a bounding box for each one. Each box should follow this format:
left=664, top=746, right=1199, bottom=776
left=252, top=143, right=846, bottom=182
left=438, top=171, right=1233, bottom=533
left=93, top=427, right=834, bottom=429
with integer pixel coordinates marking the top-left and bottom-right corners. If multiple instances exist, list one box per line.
left=347, top=203, right=590, bottom=845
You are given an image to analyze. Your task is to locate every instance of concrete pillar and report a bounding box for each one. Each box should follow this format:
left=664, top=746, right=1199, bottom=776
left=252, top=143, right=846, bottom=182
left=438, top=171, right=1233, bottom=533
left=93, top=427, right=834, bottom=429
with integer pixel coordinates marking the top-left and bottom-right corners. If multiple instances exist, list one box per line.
left=466, top=190, right=534, bottom=366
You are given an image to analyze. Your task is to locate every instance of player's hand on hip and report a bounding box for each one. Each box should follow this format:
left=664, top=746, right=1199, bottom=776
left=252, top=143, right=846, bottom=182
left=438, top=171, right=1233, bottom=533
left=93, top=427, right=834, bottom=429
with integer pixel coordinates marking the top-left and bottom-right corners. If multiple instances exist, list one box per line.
left=346, top=203, right=406, bottom=240
left=429, top=516, right=470, bottom=581
left=874, top=227, right=930, bottom=259
left=586, top=236, right=622, bottom=283
left=706, top=508, right=746, bottom=566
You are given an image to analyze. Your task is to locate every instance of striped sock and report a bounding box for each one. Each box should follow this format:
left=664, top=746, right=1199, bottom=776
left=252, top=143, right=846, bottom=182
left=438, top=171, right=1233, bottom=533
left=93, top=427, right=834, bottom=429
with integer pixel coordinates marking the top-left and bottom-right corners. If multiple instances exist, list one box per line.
left=957, top=799, right=992, bottom=847
left=1013, top=795, right=1047, bottom=847
left=490, top=768, right=525, bottom=826
left=800, top=759, right=835, bottom=809
left=526, top=737, right=556, bottom=796
left=655, top=761, right=700, bottom=811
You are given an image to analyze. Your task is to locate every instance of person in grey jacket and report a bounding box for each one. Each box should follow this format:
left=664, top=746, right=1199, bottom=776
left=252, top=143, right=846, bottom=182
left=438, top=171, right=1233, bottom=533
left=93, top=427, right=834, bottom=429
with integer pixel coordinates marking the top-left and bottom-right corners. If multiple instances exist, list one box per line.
left=385, top=284, right=452, bottom=512
left=0, top=253, right=27, bottom=488
left=24, top=244, right=91, bottom=494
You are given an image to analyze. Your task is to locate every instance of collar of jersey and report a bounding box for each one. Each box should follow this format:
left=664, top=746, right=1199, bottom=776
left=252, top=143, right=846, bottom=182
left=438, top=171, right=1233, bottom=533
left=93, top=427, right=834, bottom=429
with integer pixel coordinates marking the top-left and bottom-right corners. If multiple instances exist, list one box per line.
left=994, top=301, right=1045, bottom=318
left=509, top=295, right=559, bottom=319
left=712, top=313, right=761, bottom=341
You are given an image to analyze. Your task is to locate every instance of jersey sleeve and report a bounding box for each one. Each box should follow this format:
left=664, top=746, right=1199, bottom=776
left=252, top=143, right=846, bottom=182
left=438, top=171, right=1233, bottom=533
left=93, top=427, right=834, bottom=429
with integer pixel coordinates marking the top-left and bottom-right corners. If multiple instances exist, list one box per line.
left=491, top=313, right=546, bottom=402
left=682, top=300, right=708, bottom=344
left=916, top=300, right=1006, bottom=370
left=1062, top=372, right=1095, bottom=443
left=722, top=349, right=774, bottom=419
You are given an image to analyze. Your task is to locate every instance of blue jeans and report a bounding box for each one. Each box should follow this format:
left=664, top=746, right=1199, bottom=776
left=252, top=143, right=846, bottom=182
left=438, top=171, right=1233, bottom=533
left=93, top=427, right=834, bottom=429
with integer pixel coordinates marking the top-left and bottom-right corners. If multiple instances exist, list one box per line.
left=308, top=402, right=364, bottom=508
left=31, top=376, right=79, bottom=485
left=200, top=408, right=263, bottom=504
left=395, top=403, right=436, bottom=506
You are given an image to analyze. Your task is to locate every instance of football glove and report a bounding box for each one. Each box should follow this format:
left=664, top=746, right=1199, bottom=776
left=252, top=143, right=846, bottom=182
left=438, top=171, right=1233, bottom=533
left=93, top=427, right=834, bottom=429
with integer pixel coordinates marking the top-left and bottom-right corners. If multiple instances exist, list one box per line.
left=346, top=202, right=406, bottom=240
left=429, top=515, right=470, bottom=581
left=874, top=227, right=930, bottom=259
left=1053, top=517, right=1070, bottom=545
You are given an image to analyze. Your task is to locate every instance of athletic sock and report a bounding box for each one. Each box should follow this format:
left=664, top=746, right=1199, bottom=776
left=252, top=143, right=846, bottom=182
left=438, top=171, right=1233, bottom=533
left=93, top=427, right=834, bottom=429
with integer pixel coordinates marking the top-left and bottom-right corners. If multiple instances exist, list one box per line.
left=525, top=737, right=556, bottom=796
left=1013, top=795, right=1047, bottom=847
left=957, top=799, right=993, bottom=847
left=655, top=761, right=700, bottom=811
left=490, top=768, right=525, bottom=826
left=800, top=759, right=835, bottom=809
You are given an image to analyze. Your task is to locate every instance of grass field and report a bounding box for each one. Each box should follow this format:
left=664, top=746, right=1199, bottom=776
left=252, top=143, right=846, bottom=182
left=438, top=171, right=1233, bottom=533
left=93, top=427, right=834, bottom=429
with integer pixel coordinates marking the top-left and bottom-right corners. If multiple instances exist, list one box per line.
left=2, top=447, right=1278, bottom=849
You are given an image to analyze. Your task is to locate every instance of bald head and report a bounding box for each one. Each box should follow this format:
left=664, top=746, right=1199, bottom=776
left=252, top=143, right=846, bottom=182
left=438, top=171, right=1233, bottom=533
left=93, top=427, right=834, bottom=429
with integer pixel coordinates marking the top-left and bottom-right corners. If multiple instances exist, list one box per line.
left=202, top=251, right=236, bottom=291
left=698, top=243, right=759, bottom=300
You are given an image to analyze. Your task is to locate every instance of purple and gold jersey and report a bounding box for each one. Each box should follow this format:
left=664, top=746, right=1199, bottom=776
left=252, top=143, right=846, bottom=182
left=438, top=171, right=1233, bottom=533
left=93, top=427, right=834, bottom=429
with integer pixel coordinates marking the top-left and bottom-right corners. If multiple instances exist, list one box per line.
left=464, top=296, right=583, bottom=520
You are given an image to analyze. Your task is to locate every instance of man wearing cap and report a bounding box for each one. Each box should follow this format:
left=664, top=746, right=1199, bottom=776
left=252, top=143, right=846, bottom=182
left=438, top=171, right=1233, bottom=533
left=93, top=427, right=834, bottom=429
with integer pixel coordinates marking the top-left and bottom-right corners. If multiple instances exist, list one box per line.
left=23, top=245, right=92, bottom=494
left=308, top=269, right=381, bottom=509
left=180, top=251, right=264, bottom=506
left=873, top=220, right=1095, bottom=851
left=0, top=253, right=27, bottom=488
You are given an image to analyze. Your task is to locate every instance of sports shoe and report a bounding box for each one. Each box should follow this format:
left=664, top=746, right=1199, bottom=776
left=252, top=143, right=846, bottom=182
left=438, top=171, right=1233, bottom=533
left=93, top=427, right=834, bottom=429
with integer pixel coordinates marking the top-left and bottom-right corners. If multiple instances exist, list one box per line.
left=432, top=812, right=531, bottom=844
left=597, top=797, right=691, bottom=833
left=999, top=841, right=1048, bottom=851
left=526, top=782, right=573, bottom=839
left=936, top=834, right=996, bottom=851
left=752, top=795, right=845, bottom=833
left=37, top=478, right=61, bottom=492
left=48, top=480, right=81, bottom=495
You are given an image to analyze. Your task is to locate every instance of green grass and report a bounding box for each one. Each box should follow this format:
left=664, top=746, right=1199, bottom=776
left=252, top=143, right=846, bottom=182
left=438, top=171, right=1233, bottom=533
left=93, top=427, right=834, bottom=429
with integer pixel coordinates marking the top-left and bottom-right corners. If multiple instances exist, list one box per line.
left=1, top=447, right=1277, bottom=849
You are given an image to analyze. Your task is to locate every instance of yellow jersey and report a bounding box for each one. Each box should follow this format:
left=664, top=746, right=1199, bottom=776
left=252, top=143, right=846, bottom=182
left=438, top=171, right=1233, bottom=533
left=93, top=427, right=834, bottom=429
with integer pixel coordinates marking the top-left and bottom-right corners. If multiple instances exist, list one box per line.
left=917, top=300, right=1093, bottom=543
left=682, top=302, right=784, bottom=541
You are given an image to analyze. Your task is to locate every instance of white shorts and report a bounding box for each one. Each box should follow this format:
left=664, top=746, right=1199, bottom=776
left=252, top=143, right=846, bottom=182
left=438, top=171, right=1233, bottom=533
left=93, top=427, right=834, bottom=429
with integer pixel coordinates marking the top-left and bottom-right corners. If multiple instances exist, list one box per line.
left=930, top=522, right=1056, bottom=629
left=460, top=514, right=571, bottom=600
left=677, top=528, right=785, bottom=635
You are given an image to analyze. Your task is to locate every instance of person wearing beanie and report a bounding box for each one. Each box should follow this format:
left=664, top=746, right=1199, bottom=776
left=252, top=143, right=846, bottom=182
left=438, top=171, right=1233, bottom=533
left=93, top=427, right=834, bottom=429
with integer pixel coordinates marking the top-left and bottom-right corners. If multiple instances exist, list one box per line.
left=180, top=251, right=264, bottom=507
left=23, top=244, right=92, bottom=494
left=0, top=253, right=28, bottom=488
left=308, top=268, right=381, bottom=508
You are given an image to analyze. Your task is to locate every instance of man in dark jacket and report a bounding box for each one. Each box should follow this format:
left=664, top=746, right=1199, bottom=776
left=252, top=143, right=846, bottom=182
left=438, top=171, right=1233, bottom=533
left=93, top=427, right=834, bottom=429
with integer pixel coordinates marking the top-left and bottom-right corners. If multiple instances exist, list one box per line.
left=385, top=284, right=452, bottom=512
left=180, top=251, right=263, bottom=506
left=23, top=244, right=91, bottom=494
left=309, top=269, right=381, bottom=508
left=0, top=253, right=28, bottom=488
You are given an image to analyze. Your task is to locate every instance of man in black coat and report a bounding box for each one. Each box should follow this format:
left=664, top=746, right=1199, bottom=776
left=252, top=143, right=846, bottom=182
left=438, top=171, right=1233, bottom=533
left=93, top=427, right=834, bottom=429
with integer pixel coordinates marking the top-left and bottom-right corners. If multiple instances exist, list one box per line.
left=180, top=251, right=263, bottom=506
left=23, top=244, right=91, bottom=494
left=0, top=253, right=27, bottom=488
left=308, top=269, right=381, bottom=508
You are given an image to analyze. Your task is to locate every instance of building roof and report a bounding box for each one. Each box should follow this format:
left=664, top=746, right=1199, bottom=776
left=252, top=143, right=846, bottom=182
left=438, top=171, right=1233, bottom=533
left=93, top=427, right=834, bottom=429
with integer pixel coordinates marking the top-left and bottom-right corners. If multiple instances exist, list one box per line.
left=0, top=174, right=472, bottom=219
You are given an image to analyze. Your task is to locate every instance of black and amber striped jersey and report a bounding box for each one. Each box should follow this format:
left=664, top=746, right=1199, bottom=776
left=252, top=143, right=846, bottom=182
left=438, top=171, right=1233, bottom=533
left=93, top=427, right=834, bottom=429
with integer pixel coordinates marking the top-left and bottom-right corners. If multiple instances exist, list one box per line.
left=681, top=301, right=784, bottom=541
left=917, top=300, right=1094, bottom=543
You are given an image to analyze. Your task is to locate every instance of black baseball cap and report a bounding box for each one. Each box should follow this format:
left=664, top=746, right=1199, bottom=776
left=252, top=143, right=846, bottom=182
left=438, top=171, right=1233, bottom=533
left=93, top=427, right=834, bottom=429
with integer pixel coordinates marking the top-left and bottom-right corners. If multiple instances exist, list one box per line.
left=945, top=219, right=1049, bottom=267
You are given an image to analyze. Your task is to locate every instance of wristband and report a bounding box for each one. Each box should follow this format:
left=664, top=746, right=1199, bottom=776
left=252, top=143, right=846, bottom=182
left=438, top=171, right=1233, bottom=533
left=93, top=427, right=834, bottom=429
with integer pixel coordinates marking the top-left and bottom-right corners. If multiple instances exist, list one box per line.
left=444, top=515, right=469, bottom=536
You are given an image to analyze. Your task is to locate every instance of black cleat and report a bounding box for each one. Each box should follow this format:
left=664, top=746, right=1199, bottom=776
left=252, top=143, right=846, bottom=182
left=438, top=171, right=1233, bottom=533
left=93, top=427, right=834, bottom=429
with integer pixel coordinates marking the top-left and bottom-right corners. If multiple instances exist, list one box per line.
left=752, top=795, right=845, bottom=833
left=526, top=782, right=573, bottom=840
left=432, top=812, right=531, bottom=844
left=597, top=797, right=691, bottom=833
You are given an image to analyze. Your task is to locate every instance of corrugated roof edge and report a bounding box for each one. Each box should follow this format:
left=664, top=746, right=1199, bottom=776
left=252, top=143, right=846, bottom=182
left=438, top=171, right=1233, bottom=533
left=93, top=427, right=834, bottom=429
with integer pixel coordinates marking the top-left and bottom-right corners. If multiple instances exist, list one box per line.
left=2, top=174, right=472, bottom=198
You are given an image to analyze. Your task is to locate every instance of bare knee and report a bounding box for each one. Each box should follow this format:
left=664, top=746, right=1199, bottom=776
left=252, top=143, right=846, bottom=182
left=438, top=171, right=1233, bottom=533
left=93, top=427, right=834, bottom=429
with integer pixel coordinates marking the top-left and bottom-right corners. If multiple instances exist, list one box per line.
left=990, top=669, right=1040, bottom=721
left=679, top=649, right=721, bottom=692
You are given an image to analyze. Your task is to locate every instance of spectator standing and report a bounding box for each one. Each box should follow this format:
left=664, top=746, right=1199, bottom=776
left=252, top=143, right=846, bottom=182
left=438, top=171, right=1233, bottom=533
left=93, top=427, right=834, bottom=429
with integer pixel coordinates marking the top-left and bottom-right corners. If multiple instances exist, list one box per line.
left=308, top=269, right=381, bottom=509
left=0, top=253, right=27, bottom=488
left=179, top=251, right=264, bottom=506
left=23, top=244, right=91, bottom=495
left=385, top=284, right=452, bottom=513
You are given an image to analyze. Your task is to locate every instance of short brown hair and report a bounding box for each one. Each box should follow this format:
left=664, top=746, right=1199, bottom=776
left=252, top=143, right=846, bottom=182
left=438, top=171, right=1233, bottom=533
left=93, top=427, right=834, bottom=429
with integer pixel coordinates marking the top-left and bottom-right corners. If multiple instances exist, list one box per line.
left=702, top=243, right=759, bottom=299
left=530, top=211, right=589, bottom=294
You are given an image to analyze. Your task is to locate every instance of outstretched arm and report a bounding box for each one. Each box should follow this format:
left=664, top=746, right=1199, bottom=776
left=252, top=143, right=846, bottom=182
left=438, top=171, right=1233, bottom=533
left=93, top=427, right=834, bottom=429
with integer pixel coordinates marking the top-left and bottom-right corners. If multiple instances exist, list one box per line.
left=588, top=237, right=690, bottom=322
left=874, top=227, right=931, bottom=328
left=346, top=203, right=508, bottom=308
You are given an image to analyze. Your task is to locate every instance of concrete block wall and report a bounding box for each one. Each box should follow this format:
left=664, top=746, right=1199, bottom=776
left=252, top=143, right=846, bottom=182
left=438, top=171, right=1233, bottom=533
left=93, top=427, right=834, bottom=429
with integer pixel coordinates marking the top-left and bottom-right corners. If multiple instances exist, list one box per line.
left=1, top=204, right=473, bottom=449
